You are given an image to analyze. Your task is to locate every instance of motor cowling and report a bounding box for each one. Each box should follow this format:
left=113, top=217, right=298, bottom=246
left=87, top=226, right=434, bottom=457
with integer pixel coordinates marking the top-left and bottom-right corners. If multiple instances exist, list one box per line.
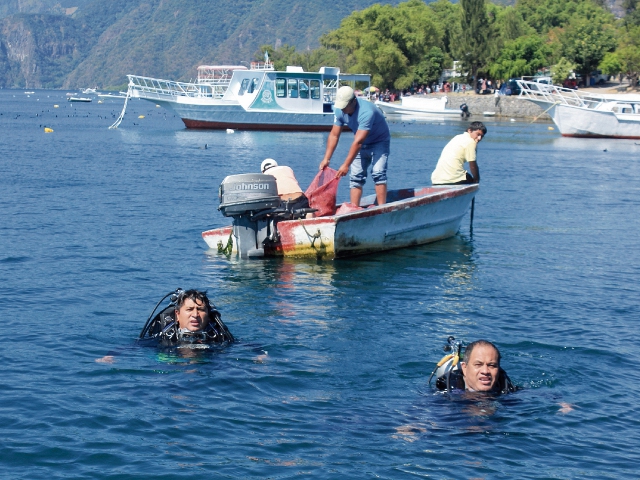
left=219, top=173, right=280, bottom=217
left=218, top=173, right=282, bottom=258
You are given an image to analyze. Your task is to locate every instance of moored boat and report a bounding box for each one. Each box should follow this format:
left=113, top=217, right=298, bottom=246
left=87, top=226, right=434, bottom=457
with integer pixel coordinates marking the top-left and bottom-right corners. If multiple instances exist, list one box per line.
left=375, top=95, right=461, bottom=118
left=68, top=97, right=92, bottom=102
left=202, top=184, right=477, bottom=259
left=517, top=79, right=640, bottom=139
left=120, top=62, right=371, bottom=131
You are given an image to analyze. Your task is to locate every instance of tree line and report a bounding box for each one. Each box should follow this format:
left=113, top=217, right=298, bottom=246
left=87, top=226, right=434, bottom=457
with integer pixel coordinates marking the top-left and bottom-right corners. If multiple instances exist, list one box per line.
left=258, top=0, right=640, bottom=89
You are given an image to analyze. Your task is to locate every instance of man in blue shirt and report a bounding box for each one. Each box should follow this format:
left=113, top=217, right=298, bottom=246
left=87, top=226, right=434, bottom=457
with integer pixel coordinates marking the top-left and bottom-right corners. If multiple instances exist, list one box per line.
left=319, top=86, right=391, bottom=206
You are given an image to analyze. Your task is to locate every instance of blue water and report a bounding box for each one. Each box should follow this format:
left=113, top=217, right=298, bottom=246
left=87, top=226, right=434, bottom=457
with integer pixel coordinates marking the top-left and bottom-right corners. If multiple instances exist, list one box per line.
left=2, top=90, right=640, bottom=478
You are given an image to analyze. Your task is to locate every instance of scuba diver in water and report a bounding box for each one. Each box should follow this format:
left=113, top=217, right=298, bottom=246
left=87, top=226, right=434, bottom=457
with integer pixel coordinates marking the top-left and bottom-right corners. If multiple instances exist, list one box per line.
left=429, top=337, right=517, bottom=394
left=139, top=289, right=234, bottom=347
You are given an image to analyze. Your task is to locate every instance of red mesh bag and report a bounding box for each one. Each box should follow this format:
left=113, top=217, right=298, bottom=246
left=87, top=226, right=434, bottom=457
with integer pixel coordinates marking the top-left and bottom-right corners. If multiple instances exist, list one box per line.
left=304, top=167, right=341, bottom=217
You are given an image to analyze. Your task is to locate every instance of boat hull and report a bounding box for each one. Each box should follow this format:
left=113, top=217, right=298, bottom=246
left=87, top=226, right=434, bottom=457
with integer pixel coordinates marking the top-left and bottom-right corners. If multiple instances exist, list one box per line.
left=146, top=97, right=337, bottom=131
left=202, top=185, right=477, bottom=259
left=517, top=80, right=640, bottom=139
left=375, top=101, right=460, bottom=117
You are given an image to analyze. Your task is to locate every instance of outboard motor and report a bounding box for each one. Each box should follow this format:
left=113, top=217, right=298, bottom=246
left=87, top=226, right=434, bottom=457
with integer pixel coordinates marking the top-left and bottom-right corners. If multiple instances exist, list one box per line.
left=219, top=173, right=282, bottom=258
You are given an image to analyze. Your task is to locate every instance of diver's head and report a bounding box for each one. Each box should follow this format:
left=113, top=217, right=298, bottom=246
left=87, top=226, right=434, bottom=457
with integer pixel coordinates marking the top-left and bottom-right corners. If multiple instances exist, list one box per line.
left=460, top=340, right=501, bottom=392
left=174, top=290, right=213, bottom=332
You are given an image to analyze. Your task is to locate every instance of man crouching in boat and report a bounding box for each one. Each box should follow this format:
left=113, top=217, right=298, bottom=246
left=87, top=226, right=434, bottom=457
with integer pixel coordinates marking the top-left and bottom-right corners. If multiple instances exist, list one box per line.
left=431, top=121, right=486, bottom=186
left=141, top=289, right=234, bottom=347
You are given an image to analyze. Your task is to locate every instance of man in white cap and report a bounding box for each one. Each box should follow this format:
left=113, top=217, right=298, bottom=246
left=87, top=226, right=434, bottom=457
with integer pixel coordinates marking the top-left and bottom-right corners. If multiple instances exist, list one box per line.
left=261, top=158, right=310, bottom=212
left=319, top=85, right=391, bottom=206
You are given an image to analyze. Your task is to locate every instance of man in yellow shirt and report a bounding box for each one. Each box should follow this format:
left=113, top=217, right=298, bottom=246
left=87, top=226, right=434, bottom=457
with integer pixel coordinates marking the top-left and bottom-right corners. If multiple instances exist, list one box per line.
left=431, top=122, right=487, bottom=185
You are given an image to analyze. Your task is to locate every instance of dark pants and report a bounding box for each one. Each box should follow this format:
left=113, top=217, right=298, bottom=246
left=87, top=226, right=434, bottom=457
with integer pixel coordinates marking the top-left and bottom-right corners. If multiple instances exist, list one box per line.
left=433, top=173, right=477, bottom=185
left=282, top=194, right=310, bottom=211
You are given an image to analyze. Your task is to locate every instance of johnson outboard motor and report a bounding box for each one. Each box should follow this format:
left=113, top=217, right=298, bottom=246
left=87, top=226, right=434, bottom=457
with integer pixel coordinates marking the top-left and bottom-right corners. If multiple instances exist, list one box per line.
left=218, top=173, right=282, bottom=258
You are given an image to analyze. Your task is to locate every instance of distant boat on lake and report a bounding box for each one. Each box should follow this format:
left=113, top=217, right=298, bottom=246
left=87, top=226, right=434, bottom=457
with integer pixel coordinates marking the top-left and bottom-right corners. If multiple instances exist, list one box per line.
left=517, top=79, right=640, bottom=139
left=123, top=62, right=371, bottom=131
left=375, top=95, right=460, bottom=117
left=68, top=97, right=92, bottom=103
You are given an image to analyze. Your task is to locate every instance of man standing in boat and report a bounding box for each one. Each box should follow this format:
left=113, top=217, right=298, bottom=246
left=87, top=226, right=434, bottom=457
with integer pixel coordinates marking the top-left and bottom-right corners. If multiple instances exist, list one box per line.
left=431, top=121, right=486, bottom=185
left=319, top=86, right=391, bottom=206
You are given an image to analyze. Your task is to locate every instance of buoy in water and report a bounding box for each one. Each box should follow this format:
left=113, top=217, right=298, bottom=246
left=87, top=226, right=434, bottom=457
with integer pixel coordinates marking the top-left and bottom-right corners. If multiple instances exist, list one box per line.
left=44, top=127, right=54, bottom=133
left=548, top=126, right=554, bottom=130
left=510, top=118, right=516, bottom=122
left=226, top=128, right=234, bottom=134
left=98, top=100, right=103, bottom=104
left=138, top=115, right=145, bottom=119
left=54, top=105, right=59, bottom=108
left=156, top=105, right=160, bottom=108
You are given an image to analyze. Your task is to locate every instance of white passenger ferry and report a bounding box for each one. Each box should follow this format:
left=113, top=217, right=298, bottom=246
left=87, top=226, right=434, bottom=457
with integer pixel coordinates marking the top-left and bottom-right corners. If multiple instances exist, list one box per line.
left=117, top=61, right=370, bottom=131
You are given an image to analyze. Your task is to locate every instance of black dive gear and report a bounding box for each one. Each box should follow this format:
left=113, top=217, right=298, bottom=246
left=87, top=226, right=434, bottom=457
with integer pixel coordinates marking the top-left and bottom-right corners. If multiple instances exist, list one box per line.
left=429, top=336, right=517, bottom=394
left=139, top=289, right=234, bottom=346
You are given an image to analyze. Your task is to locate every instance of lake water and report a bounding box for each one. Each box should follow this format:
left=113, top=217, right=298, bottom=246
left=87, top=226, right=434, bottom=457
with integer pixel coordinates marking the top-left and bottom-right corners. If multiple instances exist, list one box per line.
left=2, top=90, right=640, bottom=478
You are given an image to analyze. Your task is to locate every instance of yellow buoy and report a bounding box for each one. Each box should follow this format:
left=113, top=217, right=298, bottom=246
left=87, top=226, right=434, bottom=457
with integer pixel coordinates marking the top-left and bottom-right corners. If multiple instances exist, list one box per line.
left=44, top=127, right=54, bottom=133
left=548, top=126, right=555, bottom=130
left=53, top=104, right=59, bottom=108
left=138, top=115, right=145, bottom=119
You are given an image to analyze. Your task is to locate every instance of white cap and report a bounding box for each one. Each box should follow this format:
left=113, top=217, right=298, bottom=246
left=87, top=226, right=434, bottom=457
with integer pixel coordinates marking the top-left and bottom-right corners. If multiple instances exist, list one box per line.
left=261, top=158, right=278, bottom=172
left=335, top=86, right=355, bottom=110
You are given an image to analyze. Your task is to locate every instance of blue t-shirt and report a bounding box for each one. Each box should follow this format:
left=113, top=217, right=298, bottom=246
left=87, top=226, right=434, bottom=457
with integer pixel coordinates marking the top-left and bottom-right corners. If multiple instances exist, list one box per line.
left=333, top=98, right=390, bottom=145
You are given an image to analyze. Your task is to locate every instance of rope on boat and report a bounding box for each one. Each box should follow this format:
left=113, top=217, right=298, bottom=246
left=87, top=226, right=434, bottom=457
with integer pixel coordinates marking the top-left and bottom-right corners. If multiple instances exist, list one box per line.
left=299, top=219, right=322, bottom=250
left=108, top=86, right=132, bottom=129
left=529, top=101, right=560, bottom=124
left=217, top=231, right=234, bottom=256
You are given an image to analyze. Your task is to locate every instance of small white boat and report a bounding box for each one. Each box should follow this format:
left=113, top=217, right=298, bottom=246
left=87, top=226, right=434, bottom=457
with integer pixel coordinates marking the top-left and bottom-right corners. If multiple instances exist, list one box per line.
left=82, top=87, right=98, bottom=94
left=24, top=91, right=35, bottom=94
left=68, top=97, right=92, bottom=102
left=202, top=184, right=477, bottom=259
left=517, top=79, right=640, bottom=138
left=375, top=95, right=461, bottom=117
left=122, top=62, right=371, bottom=131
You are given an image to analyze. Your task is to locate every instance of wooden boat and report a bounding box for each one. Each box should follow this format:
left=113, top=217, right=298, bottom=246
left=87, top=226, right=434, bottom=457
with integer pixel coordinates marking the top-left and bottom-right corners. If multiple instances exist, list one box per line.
left=517, top=79, right=640, bottom=138
left=375, top=95, right=461, bottom=118
left=202, top=184, right=477, bottom=259
left=120, top=62, right=370, bottom=131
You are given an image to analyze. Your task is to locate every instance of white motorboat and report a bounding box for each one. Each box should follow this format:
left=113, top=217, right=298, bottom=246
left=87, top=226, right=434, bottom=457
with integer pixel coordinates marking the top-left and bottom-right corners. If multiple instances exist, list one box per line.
left=375, top=95, right=461, bottom=117
left=517, top=79, right=640, bottom=139
left=203, top=183, right=477, bottom=259
left=118, top=62, right=371, bottom=131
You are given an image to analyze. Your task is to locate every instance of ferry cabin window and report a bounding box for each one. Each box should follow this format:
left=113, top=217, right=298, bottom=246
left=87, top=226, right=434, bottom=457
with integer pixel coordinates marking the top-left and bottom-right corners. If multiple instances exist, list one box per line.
left=310, top=80, right=320, bottom=99
left=248, top=78, right=260, bottom=93
left=276, top=78, right=286, bottom=97
left=288, top=79, right=299, bottom=98
left=240, top=78, right=250, bottom=94
left=300, top=80, right=309, bottom=99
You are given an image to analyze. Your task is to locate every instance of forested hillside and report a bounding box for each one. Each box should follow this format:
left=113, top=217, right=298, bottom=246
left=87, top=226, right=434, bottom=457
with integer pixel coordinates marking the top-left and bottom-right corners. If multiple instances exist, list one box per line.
left=0, top=0, right=635, bottom=89
left=0, top=0, right=406, bottom=88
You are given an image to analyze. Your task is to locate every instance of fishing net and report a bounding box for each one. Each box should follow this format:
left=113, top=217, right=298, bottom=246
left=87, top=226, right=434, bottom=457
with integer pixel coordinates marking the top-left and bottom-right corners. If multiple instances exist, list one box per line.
left=305, top=168, right=341, bottom=217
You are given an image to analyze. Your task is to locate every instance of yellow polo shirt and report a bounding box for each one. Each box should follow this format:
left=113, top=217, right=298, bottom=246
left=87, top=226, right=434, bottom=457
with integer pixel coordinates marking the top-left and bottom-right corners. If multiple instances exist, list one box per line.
left=431, top=132, right=477, bottom=185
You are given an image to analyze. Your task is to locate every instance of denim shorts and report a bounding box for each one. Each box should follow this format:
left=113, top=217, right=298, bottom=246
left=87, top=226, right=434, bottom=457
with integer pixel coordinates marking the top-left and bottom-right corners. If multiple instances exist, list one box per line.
left=349, top=140, right=390, bottom=189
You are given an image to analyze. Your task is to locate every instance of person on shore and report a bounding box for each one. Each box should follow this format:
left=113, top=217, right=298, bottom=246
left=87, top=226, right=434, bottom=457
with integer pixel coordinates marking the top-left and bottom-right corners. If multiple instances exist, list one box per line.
left=261, top=158, right=310, bottom=212
left=431, top=121, right=486, bottom=185
left=319, top=86, right=391, bottom=206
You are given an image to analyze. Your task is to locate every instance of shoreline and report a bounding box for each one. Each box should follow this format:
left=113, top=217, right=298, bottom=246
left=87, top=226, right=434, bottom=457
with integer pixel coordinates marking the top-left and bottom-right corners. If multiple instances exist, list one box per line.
left=391, top=81, right=640, bottom=120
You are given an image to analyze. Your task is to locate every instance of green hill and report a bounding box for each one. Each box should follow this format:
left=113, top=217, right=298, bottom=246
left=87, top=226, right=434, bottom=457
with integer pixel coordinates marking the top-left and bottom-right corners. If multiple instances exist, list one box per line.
left=0, top=0, right=405, bottom=88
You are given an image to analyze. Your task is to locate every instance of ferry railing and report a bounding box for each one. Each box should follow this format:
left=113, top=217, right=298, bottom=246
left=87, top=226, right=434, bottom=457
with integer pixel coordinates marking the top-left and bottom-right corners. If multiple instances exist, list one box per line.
left=516, top=80, right=603, bottom=109
left=126, top=74, right=229, bottom=99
